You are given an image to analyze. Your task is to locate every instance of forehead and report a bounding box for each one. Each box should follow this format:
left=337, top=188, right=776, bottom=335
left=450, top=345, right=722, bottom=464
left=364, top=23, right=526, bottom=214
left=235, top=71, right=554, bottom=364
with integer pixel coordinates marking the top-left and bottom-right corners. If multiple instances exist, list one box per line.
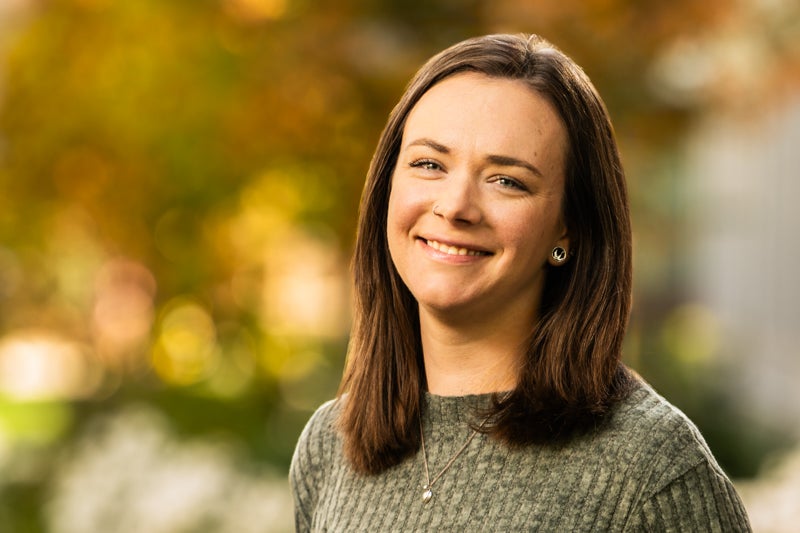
left=402, top=72, right=567, bottom=170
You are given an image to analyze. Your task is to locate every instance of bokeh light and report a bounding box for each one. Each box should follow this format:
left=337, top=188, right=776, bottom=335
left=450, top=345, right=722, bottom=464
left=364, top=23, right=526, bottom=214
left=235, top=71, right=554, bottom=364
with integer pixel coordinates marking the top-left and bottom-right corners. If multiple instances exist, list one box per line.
left=0, top=331, right=98, bottom=401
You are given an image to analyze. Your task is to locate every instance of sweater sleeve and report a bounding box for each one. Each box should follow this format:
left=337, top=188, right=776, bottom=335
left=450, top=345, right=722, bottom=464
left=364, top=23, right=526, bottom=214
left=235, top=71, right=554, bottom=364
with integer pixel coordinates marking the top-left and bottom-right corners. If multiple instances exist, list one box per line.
left=289, top=399, right=337, bottom=533
left=628, top=459, right=752, bottom=532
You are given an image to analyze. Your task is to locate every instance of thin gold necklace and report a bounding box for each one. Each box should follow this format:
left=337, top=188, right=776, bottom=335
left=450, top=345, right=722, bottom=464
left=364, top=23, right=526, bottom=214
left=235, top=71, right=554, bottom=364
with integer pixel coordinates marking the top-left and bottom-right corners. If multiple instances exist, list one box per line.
left=418, top=414, right=489, bottom=504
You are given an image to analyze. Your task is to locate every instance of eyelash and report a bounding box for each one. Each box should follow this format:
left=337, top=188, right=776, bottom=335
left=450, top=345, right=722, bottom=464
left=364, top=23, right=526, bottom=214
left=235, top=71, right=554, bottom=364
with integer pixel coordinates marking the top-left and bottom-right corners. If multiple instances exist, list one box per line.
left=494, top=176, right=527, bottom=191
left=409, top=159, right=442, bottom=171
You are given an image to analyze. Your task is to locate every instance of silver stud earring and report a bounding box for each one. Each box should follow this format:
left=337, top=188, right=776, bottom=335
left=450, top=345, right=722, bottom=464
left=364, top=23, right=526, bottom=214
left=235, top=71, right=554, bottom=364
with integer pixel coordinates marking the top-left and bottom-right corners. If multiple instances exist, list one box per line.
left=551, top=246, right=568, bottom=263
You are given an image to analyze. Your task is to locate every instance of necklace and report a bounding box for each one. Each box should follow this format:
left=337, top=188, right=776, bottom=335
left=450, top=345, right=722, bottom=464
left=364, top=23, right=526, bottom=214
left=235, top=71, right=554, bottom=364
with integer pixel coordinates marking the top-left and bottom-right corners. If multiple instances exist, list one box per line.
left=418, top=414, right=489, bottom=504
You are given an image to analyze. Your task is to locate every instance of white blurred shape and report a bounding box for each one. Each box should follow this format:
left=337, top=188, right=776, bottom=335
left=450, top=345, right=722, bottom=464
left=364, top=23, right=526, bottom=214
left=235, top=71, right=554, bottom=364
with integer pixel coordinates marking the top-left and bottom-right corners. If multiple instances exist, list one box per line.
left=47, top=405, right=293, bottom=533
left=686, top=98, right=800, bottom=432
left=737, top=447, right=800, bottom=533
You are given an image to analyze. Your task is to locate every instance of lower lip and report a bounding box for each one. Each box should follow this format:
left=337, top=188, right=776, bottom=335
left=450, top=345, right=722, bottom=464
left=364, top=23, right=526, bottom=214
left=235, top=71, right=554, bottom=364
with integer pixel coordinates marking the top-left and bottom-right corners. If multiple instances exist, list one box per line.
left=417, top=239, right=490, bottom=264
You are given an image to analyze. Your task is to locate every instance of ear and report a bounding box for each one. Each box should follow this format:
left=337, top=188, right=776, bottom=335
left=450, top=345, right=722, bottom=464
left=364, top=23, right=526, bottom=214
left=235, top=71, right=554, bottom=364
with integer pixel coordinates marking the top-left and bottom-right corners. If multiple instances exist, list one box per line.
left=547, top=225, right=571, bottom=267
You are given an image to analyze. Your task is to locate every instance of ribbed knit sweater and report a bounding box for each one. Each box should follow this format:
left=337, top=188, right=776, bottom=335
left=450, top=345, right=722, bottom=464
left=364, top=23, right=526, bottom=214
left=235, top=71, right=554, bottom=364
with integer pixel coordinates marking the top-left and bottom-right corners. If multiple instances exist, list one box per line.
left=290, top=379, right=751, bottom=531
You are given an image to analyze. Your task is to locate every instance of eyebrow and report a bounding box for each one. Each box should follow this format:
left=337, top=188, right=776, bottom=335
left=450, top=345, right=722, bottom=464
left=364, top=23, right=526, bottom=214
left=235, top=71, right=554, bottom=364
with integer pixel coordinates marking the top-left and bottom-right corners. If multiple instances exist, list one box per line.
left=405, top=137, right=544, bottom=178
left=406, top=138, right=450, bottom=154
left=485, top=154, right=543, bottom=178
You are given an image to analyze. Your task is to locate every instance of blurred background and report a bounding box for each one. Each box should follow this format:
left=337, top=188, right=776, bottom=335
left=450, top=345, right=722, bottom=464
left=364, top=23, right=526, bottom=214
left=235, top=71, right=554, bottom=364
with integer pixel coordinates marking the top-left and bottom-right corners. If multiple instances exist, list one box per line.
left=0, top=0, right=798, bottom=531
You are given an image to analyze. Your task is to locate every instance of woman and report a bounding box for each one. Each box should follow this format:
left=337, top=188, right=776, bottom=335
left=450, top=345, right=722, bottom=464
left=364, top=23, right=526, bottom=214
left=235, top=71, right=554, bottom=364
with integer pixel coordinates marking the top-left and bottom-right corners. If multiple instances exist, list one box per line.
left=290, top=34, right=751, bottom=531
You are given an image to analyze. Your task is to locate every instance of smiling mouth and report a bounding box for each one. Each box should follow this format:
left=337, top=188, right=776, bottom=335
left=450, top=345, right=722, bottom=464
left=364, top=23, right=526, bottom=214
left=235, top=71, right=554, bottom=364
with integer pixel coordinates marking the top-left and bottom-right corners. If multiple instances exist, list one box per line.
left=425, top=239, right=491, bottom=257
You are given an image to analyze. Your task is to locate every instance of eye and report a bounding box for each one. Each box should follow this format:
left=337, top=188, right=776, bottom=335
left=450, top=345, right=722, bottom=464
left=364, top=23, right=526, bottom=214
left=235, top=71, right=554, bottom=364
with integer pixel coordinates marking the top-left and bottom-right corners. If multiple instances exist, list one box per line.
left=493, top=176, right=527, bottom=191
left=409, top=159, right=442, bottom=171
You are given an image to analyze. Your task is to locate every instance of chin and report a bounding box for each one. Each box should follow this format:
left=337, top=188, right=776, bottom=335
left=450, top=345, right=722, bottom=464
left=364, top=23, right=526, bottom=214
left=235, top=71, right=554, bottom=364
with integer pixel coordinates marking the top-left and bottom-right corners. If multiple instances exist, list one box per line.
left=416, top=293, right=481, bottom=316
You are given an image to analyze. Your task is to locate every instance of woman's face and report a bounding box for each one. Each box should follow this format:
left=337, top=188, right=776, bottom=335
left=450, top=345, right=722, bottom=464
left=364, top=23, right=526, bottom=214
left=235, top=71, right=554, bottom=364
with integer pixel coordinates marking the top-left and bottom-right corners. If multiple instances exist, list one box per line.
left=386, top=72, right=569, bottom=323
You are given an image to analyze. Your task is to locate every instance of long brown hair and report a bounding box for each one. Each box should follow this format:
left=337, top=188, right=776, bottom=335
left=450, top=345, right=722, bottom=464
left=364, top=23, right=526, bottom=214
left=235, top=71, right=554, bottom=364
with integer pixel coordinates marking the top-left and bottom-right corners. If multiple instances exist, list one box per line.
left=339, top=34, right=634, bottom=475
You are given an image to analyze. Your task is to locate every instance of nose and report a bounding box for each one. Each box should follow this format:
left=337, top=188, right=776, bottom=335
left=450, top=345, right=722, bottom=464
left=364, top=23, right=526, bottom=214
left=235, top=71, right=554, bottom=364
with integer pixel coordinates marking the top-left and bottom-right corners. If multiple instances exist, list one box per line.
left=433, top=174, right=483, bottom=225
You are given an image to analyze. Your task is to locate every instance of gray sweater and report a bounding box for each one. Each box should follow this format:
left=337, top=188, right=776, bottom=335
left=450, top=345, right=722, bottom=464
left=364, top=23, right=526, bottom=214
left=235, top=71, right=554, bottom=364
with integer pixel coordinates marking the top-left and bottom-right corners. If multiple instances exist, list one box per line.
left=290, top=380, right=751, bottom=531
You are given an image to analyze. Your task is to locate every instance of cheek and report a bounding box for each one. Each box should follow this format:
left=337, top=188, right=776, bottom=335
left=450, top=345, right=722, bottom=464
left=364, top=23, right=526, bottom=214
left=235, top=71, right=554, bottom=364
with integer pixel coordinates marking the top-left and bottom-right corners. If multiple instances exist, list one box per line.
left=500, top=208, right=560, bottom=261
left=386, top=187, right=403, bottom=241
left=386, top=182, right=413, bottom=260
left=387, top=180, right=425, bottom=236
left=508, top=224, right=546, bottom=257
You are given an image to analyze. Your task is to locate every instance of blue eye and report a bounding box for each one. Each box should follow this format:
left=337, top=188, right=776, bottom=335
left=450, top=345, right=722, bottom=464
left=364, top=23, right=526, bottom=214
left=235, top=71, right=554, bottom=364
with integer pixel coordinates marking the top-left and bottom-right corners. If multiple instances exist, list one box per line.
left=496, top=176, right=526, bottom=191
left=410, top=159, right=441, bottom=171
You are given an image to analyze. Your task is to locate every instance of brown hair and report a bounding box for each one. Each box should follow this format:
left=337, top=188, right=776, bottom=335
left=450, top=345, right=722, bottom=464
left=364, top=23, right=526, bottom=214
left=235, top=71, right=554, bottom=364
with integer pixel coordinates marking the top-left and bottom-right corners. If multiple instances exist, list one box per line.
left=339, top=34, right=634, bottom=475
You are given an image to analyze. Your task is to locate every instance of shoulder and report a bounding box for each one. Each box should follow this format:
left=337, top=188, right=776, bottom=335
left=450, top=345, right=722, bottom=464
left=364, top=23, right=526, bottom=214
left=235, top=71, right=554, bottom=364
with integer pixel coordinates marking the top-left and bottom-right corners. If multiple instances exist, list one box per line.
left=297, top=397, right=342, bottom=447
left=604, top=378, right=720, bottom=491
left=602, top=379, right=751, bottom=530
left=289, top=397, right=344, bottom=532
left=291, top=397, right=343, bottom=476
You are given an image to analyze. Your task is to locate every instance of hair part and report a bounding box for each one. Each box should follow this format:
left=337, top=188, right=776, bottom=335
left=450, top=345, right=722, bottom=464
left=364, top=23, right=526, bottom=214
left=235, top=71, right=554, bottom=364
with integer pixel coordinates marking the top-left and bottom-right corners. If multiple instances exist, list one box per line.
left=338, top=33, right=634, bottom=475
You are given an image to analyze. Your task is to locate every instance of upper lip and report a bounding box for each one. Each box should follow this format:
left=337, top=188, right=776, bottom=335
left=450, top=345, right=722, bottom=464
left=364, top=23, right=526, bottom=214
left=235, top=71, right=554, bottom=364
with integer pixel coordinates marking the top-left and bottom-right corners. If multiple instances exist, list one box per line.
left=418, top=235, right=493, bottom=254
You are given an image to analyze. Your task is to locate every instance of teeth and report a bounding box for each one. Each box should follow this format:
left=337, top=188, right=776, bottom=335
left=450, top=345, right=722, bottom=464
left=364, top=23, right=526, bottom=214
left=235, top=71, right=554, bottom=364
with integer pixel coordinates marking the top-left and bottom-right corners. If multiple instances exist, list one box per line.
left=426, top=240, right=485, bottom=256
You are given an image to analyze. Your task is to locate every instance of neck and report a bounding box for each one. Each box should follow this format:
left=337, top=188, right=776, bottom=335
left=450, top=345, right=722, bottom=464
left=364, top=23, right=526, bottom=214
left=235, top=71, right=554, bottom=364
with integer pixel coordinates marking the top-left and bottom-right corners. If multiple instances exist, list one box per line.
left=419, top=306, right=533, bottom=396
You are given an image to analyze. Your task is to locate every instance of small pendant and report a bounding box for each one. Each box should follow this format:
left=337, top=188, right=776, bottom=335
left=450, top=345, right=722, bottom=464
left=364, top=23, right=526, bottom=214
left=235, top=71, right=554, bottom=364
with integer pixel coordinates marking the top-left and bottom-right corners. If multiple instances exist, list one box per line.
left=422, top=486, right=433, bottom=503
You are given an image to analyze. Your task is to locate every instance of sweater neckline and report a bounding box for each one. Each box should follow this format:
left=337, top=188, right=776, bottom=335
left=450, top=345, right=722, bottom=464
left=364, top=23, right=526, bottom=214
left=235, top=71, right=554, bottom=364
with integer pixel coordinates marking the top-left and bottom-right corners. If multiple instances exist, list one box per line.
left=423, top=391, right=506, bottom=427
